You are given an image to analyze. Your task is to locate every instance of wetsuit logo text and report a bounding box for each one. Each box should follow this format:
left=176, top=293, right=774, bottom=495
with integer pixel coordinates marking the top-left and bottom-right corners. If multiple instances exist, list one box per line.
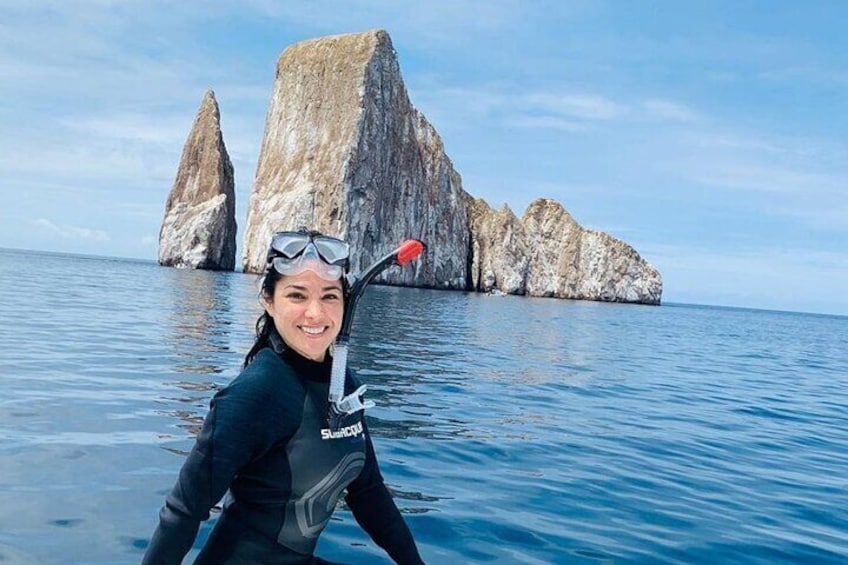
left=320, top=421, right=364, bottom=441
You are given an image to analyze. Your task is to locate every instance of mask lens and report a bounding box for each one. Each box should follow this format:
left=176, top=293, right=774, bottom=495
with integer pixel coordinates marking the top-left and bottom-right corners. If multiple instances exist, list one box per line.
left=271, top=255, right=343, bottom=281
left=313, top=237, right=350, bottom=265
left=270, top=233, right=310, bottom=258
left=267, top=232, right=349, bottom=279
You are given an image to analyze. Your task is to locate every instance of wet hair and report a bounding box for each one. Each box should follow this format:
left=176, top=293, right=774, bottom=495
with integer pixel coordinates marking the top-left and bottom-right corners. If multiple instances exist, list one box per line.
left=243, top=229, right=349, bottom=368
left=243, top=267, right=283, bottom=368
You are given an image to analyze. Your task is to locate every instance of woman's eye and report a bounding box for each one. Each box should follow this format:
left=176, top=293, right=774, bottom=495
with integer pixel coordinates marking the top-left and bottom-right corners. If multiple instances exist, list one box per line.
left=286, top=292, right=306, bottom=300
left=323, top=294, right=340, bottom=301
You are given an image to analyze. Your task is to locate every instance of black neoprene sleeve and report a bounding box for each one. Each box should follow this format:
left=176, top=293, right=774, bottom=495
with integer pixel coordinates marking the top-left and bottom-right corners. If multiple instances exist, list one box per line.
left=142, top=357, right=292, bottom=564
left=346, top=428, right=424, bottom=565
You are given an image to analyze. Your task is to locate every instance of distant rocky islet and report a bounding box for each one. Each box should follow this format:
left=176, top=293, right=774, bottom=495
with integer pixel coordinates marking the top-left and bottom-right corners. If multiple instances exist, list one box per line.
left=157, top=90, right=237, bottom=271
left=157, top=29, right=662, bottom=305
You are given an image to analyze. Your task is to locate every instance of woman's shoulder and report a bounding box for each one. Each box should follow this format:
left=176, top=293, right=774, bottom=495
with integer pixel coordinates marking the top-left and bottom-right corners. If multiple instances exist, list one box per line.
left=209, top=348, right=306, bottom=441
left=224, top=347, right=305, bottom=399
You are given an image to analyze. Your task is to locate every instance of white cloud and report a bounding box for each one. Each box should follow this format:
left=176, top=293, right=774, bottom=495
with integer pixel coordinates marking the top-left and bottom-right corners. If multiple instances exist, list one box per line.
left=241, top=0, right=526, bottom=45
left=684, top=132, right=784, bottom=153
left=409, top=82, right=510, bottom=122
left=60, top=115, right=189, bottom=146
left=0, top=142, right=168, bottom=185
left=641, top=99, right=699, bottom=122
left=608, top=123, right=848, bottom=234
left=0, top=110, right=258, bottom=195
left=757, top=65, right=848, bottom=86
left=413, top=78, right=845, bottom=246
left=523, top=92, right=625, bottom=121
left=414, top=81, right=708, bottom=137
left=506, top=115, right=587, bottom=132
left=774, top=201, right=848, bottom=233
left=675, top=138, right=846, bottom=235
left=412, top=83, right=626, bottom=133
left=688, top=162, right=844, bottom=195
left=32, top=218, right=110, bottom=242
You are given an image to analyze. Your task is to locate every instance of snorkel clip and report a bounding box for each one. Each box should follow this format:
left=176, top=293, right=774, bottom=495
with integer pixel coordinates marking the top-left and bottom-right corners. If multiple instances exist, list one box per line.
left=328, top=385, right=375, bottom=430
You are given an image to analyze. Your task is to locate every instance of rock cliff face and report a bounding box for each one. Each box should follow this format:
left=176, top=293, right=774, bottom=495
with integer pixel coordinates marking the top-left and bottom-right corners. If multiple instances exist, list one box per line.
left=158, top=90, right=236, bottom=270
left=239, top=29, right=661, bottom=304
left=242, top=30, right=469, bottom=287
left=467, top=197, right=662, bottom=304
left=522, top=199, right=662, bottom=304
left=468, top=197, right=529, bottom=294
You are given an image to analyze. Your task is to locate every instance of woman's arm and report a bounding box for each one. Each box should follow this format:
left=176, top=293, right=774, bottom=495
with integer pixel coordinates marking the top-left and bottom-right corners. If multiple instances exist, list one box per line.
left=142, top=365, right=286, bottom=564
left=345, top=426, right=424, bottom=565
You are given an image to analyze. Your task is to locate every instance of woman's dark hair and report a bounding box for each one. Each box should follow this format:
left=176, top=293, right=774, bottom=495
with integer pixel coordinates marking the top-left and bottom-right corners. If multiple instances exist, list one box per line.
left=243, top=267, right=283, bottom=368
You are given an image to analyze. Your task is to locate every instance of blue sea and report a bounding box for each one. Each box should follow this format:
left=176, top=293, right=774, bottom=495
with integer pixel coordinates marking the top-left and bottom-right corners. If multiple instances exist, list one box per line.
left=0, top=247, right=846, bottom=564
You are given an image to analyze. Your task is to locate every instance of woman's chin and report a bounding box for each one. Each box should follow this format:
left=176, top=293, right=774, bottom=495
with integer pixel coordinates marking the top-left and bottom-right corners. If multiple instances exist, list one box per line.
left=293, top=341, right=328, bottom=362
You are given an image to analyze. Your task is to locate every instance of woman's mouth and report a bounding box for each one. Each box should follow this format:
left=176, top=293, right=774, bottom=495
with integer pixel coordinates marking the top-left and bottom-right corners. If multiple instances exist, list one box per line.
left=299, top=325, right=328, bottom=336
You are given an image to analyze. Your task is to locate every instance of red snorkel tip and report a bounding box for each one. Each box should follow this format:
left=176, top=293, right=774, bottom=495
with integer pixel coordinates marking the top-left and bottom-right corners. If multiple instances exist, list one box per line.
left=397, top=240, right=425, bottom=266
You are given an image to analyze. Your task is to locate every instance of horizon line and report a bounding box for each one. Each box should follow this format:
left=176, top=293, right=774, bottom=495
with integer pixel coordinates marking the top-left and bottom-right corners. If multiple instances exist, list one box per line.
left=1, top=245, right=845, bottom=319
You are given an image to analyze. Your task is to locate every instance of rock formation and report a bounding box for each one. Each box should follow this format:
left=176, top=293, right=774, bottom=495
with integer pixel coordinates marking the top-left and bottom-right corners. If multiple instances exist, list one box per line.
left=468, top=197, right=529, bottom=294
left=242, top=30, right=469, bottom=288
left=467, top=197, right=662, bottom=304
left=522, top=199, right=662, bottom=304
left=159, top=89, right=237, bottom=270
left=239, top=29, right=662, bottom=305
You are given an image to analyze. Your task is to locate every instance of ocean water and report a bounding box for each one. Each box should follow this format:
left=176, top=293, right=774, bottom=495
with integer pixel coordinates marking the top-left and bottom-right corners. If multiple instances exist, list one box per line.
left=0, top=247, right=846, bottom=564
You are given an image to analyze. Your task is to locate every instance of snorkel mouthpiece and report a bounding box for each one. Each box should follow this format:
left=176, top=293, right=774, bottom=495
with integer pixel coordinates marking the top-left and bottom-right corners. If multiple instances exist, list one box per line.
left=397, top=240, right=425, bottom=266
left=327, top=238, right=426, bottom=431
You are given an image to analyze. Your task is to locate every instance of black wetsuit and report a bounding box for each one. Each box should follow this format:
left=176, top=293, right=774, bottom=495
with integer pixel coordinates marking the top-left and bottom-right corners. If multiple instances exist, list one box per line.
left=143, top=334, right=423, bottom=564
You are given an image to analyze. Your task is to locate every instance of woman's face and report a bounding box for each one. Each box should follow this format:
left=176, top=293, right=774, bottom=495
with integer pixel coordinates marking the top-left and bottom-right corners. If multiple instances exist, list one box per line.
left=264, top=270, right=344, bottom=362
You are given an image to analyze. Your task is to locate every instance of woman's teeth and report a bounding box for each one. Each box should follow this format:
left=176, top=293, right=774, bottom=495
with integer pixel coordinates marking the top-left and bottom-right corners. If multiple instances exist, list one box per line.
left=300, top=326, right=325, bottom=335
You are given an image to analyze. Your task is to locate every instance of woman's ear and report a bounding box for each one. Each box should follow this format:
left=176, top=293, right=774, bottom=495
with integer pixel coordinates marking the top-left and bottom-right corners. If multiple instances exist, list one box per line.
left=261, top=294, right=273, bottom=315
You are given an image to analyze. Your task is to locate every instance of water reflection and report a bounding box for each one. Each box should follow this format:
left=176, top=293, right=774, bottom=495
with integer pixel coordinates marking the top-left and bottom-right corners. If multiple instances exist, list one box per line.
left=347, top=286, right=475, bottom=441
left=165, top=268, right=235, bottom=376
left=157, top=268, right=250, bottom=442
left=467, top=293, right=613, bottom=382
left=346, top=286, right=615, bottom=442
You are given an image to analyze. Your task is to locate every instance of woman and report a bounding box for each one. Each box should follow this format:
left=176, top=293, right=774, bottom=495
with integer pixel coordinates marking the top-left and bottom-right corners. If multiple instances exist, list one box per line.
left=143, top=230, right=423, bottom=564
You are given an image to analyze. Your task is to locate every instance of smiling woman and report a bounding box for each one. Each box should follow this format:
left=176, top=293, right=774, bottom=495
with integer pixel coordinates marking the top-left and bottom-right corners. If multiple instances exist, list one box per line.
left=142, top=229, right=423, bottom=564
left=264, top=273, right=344, bottom=362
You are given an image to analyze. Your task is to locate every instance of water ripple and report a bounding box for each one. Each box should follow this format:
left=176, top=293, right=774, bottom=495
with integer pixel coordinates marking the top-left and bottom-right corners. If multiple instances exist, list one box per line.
left=0, top=250, right=846, bottom=563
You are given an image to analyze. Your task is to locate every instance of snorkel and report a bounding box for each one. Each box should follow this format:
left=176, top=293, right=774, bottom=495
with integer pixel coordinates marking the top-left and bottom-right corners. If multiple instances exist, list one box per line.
left=328, top=239, right=426, bottom=430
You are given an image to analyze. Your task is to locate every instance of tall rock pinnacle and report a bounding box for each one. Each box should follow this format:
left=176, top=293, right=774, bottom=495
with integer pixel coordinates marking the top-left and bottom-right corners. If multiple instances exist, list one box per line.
left=158, top=89, right=237, bottom=270
left=242, top=30, right=469, bottom=287
left=239, top=29, right=662, bottom=304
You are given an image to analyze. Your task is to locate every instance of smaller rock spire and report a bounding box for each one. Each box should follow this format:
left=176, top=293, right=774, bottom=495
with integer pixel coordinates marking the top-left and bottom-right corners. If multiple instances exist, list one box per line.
left=158, top=89, right=237, bottom=270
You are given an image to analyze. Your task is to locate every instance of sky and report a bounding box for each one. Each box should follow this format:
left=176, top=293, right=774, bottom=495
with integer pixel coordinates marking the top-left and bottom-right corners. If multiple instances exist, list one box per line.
left=1, top=1, right=846, bottom=316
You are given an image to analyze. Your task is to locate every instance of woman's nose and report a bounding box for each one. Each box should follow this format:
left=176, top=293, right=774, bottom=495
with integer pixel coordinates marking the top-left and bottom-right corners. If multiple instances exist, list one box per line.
left=304, top=299, right=323, bottom=318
